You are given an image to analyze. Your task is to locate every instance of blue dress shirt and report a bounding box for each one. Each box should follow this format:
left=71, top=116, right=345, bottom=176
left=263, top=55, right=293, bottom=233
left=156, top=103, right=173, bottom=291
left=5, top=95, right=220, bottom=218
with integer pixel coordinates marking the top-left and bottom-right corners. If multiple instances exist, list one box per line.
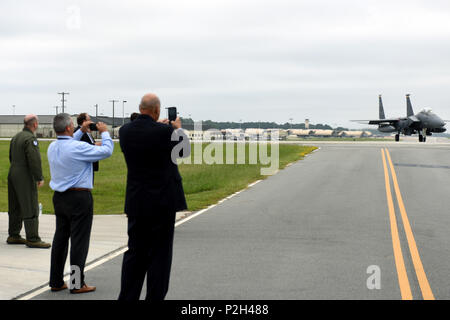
left=48, top=129, right=114, bottom=192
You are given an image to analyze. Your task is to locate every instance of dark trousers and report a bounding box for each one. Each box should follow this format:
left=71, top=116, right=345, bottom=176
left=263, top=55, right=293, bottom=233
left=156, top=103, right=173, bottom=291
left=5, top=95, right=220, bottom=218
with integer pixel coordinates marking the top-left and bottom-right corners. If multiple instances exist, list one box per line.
left=118, top=209, right=176, bottom=301
left=49, top=190, right=93, bottom=289
left=7, top=174, right=40, bottom=242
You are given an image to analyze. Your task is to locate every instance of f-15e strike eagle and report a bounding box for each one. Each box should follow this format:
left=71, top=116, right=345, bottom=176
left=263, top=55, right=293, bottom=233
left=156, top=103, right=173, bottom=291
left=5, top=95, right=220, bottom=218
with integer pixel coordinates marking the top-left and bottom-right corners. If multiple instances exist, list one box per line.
left=355, top=94, right=448, bottom=142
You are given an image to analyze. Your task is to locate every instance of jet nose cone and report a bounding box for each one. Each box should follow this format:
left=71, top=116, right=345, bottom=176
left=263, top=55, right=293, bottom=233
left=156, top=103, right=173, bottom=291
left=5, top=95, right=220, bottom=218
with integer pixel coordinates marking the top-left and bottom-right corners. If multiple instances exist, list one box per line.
left=435, top=116, right=445, bottom=127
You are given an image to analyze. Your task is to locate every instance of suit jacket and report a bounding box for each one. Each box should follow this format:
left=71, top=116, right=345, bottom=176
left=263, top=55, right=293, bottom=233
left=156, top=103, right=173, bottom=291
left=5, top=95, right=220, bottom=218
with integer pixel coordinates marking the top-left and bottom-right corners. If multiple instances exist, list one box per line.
left=74, top=126, right=99, bottom=172
left=119, top=114, right=189, bottom=216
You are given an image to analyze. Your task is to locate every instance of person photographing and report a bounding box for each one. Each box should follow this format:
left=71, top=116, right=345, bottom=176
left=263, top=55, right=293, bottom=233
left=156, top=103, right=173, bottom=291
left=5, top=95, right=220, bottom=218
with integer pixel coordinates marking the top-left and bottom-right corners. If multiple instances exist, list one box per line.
left=47, top=113, right=114, bottom=294
left=74, top=113, right=102, bottom=180
left=118, top=93, right=190, bottom=300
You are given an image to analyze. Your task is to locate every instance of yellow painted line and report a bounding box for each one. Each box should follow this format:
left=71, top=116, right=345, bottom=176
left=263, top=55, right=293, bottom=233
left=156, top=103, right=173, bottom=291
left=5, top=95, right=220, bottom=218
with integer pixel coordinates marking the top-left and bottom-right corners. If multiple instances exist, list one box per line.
left=385, top=149, right=435, bottom=300
left=381, top=149, right=413, bottom=300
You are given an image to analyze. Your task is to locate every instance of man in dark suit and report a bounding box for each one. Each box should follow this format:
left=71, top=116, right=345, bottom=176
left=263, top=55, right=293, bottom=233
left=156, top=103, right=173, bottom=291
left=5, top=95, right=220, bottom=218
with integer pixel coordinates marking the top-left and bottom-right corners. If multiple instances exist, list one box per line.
left=118, top=93, right=190, bottom=301
left=130, top=112, right=139, bottom=122
left=75, top=113, right=100, bottom=173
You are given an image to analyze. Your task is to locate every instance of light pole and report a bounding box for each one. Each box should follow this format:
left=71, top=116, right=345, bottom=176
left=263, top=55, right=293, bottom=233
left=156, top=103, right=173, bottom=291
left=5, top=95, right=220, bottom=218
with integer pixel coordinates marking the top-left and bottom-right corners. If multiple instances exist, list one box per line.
left=122, top=100, right=127, bottom=126
left=289, top=118, right=293, bottom=129
left=54, top=106, right=59, bottom=115
left=110, top=100, right=119, bottom=138
left=58, top=92, right=69, bottom=113
left=12, top=105, right=15, bottom=115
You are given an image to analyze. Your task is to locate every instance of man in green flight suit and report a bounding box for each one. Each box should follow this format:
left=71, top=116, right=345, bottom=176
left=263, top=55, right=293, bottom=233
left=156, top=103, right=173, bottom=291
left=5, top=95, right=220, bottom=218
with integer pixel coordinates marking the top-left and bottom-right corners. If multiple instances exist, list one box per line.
left=7, top=114, right=51, bottom=248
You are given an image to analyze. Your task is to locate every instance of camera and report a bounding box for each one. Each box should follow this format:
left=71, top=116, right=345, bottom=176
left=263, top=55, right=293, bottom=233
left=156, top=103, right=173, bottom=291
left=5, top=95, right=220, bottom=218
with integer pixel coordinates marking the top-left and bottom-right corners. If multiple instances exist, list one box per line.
left=89, top=123, right=98, bottom=131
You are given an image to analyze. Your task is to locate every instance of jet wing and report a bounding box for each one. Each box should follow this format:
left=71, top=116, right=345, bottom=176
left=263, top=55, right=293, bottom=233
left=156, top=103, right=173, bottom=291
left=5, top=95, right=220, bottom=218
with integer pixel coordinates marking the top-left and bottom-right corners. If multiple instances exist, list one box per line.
left=351, top=119, right=400, bottom=125
left=368, top=119, right=400, bottom=125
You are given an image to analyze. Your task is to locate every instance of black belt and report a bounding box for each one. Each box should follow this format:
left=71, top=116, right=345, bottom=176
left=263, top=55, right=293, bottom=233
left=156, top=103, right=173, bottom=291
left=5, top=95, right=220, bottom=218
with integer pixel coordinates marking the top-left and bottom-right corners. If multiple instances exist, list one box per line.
left=67, top=188, right=91, bottom=192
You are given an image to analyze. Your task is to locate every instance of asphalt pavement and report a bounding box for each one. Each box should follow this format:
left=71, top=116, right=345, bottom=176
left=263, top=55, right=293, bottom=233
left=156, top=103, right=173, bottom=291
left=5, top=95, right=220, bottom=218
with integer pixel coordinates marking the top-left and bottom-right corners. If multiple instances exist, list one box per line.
left=31, top=141, right=450, bottom=300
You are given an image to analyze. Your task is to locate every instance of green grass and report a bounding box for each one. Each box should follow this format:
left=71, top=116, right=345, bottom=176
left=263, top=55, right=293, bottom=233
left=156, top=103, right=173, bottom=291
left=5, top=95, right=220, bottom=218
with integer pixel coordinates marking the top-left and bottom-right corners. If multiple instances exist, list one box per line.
left=0, top=141, right=316, bottom=214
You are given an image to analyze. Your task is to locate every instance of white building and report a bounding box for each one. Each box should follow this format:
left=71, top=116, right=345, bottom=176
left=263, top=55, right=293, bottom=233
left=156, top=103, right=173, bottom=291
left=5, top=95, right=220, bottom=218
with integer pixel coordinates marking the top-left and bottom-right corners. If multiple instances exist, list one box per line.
left=203, top=129, right=223, bottom=140
left=264, top=129, right=288, bottom=140
left=310, top=129, right=335, bottom=137
left=288, top=129, right=313, bottom=137
left=223, top=129, right=245, bottom=140
left=245, top=128, right=265, bottom=140
left=185, top=130, right=204, bottom=141
left=0, top=115, right=65, bottom=138
left=338, top=131, right=373, bottom=138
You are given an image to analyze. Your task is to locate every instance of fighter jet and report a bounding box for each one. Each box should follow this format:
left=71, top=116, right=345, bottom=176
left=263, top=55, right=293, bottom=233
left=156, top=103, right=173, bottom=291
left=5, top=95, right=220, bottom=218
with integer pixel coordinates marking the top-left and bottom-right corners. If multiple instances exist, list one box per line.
left=356, top=94, right=447, bottom=142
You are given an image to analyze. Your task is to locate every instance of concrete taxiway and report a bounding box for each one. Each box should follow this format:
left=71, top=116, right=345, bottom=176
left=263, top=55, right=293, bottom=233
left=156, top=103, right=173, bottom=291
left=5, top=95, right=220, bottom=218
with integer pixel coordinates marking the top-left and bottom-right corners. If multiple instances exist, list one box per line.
left=22, top=139, right=450, bottom=300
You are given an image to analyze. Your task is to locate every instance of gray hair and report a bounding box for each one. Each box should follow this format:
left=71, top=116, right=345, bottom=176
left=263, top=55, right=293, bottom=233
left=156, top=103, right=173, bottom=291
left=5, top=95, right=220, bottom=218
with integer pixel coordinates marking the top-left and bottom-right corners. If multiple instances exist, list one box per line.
left=53, top=113, right=73, bottom=134
left=24, top=114, right=38, bottom=127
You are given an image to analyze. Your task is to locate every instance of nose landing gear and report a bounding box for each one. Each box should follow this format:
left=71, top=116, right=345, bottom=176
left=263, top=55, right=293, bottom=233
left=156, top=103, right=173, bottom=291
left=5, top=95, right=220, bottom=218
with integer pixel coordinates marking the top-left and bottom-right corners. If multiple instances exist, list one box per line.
left=419, top=129, right=427, bottom=142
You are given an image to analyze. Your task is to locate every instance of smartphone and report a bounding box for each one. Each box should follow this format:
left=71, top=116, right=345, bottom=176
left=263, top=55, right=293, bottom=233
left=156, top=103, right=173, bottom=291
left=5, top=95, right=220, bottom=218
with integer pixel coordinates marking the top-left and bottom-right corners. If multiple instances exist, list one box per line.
left=167, top=107, right=177, bottom=122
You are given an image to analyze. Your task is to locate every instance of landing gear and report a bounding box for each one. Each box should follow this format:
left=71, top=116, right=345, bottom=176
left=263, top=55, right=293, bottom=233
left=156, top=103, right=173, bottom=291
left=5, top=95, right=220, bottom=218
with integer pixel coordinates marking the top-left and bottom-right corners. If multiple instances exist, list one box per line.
left=395, top=134, right=400, bottom=142
left=419, top=129, right=427, bottom=142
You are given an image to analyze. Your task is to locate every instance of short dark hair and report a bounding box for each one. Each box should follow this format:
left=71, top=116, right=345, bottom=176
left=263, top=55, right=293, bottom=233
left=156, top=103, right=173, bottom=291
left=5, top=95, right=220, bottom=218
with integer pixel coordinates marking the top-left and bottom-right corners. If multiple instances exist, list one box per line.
left=77, top=113, right=89, bottom=126
left=130, top=113, right=139, bottom=121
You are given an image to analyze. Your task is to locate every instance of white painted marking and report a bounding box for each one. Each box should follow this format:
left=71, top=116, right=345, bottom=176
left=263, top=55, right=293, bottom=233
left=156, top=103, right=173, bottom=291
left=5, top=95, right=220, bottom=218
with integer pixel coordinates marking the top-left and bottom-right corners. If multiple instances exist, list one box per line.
left=175, top=180, right=262, bottom=228
left=247, top=180, right=262, bottom=188
left=20, top=178, right=265, bottom=300
left=17, top=247, right=128, bottom=300
left=17, top=151, right=316, bottom=300
left=174, top=206, right=216, bottom=228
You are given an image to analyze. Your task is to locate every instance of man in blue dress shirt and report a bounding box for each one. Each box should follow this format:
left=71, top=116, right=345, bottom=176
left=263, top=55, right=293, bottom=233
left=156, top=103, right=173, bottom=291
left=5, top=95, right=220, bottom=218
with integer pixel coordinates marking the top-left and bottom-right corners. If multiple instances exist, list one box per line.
left=47, top=113, right=114, bottom=294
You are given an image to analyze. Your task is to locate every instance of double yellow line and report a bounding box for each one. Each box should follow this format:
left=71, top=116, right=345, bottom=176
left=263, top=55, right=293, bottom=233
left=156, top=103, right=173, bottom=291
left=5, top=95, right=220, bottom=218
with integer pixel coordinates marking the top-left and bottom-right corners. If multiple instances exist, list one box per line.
left=381, top=148, right=434, bottom=300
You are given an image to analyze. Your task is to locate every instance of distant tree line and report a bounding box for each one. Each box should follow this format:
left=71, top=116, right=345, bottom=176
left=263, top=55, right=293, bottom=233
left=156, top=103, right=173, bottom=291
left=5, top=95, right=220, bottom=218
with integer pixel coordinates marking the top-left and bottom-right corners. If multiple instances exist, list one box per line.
left=179, top=118, right=348, bottom=131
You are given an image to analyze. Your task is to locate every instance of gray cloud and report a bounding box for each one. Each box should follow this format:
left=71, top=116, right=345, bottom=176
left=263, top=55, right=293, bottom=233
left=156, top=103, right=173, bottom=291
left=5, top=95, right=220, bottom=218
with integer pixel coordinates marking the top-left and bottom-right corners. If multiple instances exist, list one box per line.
left=1, top=0, right=450, bottom=128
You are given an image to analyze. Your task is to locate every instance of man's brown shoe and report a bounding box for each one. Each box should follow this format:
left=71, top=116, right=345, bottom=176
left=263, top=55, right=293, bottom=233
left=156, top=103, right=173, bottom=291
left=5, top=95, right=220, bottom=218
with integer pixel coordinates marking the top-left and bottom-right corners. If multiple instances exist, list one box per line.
left=70, top=284, right=96, bottom=294
left=51, top=283, right=68, bottom=292
left=7, top=236, right=27, bottom=245
left=25, top=240, right=51, bottom=249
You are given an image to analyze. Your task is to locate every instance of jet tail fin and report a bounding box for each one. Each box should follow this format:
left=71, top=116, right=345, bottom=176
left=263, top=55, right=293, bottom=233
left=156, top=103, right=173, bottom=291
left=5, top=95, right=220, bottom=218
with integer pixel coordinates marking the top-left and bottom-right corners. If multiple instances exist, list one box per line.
left=406, top=94, right=414, bottom=117
left=379, top=95, right=385, bottom=119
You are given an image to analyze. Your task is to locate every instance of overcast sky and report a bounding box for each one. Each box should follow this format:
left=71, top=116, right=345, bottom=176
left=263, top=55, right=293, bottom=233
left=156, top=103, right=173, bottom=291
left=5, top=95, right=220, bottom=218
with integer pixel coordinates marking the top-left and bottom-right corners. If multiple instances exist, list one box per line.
left=2, top=0, right=450, bottom=128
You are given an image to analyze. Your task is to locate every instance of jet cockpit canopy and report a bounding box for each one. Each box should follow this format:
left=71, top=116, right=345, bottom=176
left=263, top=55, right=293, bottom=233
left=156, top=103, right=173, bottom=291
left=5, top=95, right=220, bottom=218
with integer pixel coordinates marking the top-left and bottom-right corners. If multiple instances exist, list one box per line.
left=420, top=108, right=433, bottom=114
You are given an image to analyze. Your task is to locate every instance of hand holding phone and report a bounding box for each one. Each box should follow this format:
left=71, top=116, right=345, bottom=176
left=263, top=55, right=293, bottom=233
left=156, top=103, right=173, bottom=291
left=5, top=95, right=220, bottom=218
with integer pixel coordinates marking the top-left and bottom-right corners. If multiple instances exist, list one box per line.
left=171, top=117, right=181, bottom=129
left=167, top=107, right=177, bottom=122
